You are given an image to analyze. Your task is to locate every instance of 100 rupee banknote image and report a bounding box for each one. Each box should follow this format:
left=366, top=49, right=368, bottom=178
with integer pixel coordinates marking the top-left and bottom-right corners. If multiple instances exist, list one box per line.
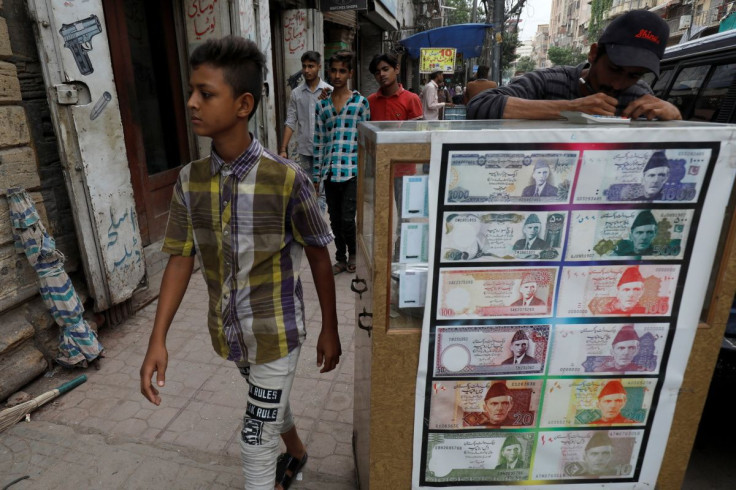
left=445, top=150, right=579, bottom=204
left=438, top=267, right=557, bottom=319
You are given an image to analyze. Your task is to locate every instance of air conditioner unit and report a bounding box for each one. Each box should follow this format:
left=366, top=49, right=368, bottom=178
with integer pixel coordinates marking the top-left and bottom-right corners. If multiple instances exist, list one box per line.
left=679, top=14, right=692, bottom=30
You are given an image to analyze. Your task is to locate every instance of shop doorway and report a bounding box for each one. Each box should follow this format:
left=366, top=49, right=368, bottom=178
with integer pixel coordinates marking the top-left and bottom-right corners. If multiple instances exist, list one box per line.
left=103, top=0, right=191, bottom=245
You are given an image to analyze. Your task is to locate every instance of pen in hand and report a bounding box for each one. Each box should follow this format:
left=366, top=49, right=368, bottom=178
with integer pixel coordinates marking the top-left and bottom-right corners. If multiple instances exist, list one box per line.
left=579, top=77, right=596, bottom=95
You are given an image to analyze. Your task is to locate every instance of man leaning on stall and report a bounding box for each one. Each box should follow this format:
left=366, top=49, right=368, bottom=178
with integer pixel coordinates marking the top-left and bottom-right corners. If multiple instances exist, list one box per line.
left=467, top=10, right=682, bottom=121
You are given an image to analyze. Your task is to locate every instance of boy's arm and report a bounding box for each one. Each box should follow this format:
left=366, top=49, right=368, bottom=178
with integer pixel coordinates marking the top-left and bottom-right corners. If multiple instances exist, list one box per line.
left=281, top=92, right=298, bottom=156
left=140, top=254, right=195, bottom=405
left=304, top=245, right=341, bottom=372
left=313, top=104, right=325, bottom=187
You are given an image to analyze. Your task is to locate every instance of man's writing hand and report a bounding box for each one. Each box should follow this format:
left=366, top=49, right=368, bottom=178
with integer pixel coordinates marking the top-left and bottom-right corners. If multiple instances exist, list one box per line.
left=622, top=94, right=682, bottom=121
left=570, top=93, right=618, bottom=116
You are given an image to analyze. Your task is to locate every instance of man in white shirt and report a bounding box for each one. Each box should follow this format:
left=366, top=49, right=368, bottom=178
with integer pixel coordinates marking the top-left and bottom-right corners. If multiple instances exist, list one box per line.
left=501, top=329, right=539, bottom=365
left=421, top=70, right=452, bottom=120
left=495, top=436, right=527, bottom=469
left=280, top=51, right=332, bottom=174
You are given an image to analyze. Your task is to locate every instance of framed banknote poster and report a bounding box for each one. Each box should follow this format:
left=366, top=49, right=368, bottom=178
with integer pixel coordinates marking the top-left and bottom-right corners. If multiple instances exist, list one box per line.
left=413, top=123, right=736, bottom=489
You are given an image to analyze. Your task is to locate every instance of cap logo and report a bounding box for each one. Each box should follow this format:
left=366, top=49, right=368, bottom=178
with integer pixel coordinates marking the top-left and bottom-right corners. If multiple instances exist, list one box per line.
left=634, top=29, right=661, bottom=44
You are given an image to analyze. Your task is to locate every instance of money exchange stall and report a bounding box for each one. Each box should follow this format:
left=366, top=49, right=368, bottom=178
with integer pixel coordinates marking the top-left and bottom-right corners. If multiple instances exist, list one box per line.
left=352, top=120, right=736, bottom=489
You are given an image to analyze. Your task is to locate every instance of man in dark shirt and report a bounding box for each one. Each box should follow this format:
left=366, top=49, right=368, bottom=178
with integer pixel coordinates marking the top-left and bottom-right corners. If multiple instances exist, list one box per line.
left=613, top=210, right=658, bottom=256
left=468, top=10, right=681, bottom=121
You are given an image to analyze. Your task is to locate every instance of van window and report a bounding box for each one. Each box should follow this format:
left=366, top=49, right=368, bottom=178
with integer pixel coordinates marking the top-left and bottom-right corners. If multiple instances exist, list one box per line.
left=666, top=65, right=710, bottom=117
left=651, top=68, right=674, bottom=98
left=691, top=63, right=736, bottom=122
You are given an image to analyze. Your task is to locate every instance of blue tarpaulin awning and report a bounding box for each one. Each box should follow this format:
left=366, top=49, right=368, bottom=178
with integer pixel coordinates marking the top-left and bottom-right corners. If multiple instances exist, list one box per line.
left=399, top=23, right=493, bottom=59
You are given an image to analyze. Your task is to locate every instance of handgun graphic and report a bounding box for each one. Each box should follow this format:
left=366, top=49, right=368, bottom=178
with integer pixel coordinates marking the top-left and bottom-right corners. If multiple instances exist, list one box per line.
left=59, top=15, right=102, bottom=76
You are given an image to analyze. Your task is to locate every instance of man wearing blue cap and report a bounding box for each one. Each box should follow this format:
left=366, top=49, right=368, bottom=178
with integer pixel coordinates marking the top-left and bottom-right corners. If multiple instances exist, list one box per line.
left=468, top=10, right=681, bottom=121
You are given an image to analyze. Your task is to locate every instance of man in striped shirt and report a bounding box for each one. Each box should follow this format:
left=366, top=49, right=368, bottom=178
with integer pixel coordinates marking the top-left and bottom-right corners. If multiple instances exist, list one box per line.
left=468, top=10, right=681, bottom=121
left=314, top=51, right=370, bottom=275
left=140, top=37, right=340, bottom=490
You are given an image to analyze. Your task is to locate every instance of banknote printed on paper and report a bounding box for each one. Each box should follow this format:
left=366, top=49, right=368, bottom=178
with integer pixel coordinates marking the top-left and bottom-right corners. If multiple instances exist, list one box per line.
left=434, top=325, right=550, bottom=376
left=424, top=432, right=535, bottom=483
left=429, top=379, right=543, bottom=430
left=557, top=265, right=679, bottom=317
left=444, top=150, right=579, bottom=205
left=547, top=323, right=668, bottom=375
left=438, top=267, right=558, bottom=319
left=441, top=211, right=567, bottom=262
left=532, top=429, right=644, bottom=480
left=566, top=209, right=694, bottom=261
left=540, top=378, right=656, bottom=427
left=574, top=148, right=711, bottom=204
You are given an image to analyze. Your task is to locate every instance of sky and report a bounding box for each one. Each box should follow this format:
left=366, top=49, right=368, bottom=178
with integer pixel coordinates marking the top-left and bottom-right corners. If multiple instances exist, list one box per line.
left=517, top=0, right=553, bottom=41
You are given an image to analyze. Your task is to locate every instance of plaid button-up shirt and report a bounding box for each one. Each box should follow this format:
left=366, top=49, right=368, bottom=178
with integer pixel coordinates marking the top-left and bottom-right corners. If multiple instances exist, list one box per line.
left=162, top=137, right=333, bottom=364
left=313, top=91, right=370, bottom=183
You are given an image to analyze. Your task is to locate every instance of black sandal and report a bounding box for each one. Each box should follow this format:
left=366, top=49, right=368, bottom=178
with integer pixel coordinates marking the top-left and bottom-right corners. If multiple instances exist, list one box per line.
left=276, top=452, right=308, bottom=489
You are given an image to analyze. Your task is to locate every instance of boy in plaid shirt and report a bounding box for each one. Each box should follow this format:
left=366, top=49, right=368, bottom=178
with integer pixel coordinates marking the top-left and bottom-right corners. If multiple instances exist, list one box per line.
left=140, top=36, right=340, bottom=490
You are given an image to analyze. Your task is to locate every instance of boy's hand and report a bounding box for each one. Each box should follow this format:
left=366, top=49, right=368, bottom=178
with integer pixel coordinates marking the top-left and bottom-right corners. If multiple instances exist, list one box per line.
left=318, top=87, right=331, bottom=100
left=316, top=328, right=341, bottom=373
left=140, top=342, right=169, bottom=405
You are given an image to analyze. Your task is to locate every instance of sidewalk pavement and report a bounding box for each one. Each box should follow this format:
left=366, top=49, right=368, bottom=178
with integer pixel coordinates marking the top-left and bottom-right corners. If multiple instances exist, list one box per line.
left=0, top=255, right=359, bottom=489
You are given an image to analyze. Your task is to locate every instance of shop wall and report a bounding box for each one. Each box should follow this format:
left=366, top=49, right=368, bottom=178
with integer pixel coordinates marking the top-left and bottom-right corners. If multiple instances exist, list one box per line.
left=358, top=21, right=383, bottom=94
left=0, top=0, right=86, bottom=400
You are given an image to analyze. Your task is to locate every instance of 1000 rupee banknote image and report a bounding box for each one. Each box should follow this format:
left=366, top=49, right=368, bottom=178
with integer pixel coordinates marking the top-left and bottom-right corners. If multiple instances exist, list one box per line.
left=540, top=378, right=656, bottom=427
left=566, top=209, right=694, bottom=260
left=445, top=150, right=579, bottom=204
left=557, top=265, right=679, bottom=317
left=429, top=379, right=543, bottom=430
left=424, top=432, right=535, bottom=483
left=441, top=211, right=566, bottom=262
left=532, top=429, right=644, bottom=480
left=438, top=267, right=558, bottom=319
left=547, top=323, right=668, bottom=375
left=435, top=325, right=550, bottom=376
left=574, top=148, right=711, bottom=203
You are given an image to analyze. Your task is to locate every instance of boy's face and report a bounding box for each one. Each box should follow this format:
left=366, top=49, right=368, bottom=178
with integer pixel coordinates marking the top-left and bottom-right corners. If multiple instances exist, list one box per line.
left=302, top=60, right=320, bottom=82
left=374, top=61, right=399, bottom=89
left=187, top=63, right=253, bottom=139
left=330, top=61, right=352, bottom=89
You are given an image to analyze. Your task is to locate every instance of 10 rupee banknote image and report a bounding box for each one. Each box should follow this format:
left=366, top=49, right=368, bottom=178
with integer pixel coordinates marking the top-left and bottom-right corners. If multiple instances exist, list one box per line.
left=438, top=267, right=558, bottom=319
left=445, top=150, right=579, bottom=204
left=532, top=429, right=644, bottom=480
left=424, top=432, right=535, bottom=483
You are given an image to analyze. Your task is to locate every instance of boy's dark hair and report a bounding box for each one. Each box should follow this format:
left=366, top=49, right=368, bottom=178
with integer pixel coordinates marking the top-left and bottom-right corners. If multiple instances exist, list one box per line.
left=476, top=65, right=490, bottom=79
left=430, top=70, right=444, bottom=82
left=329, top=50, right=355, bottom=71
left=369, top=53, right=399, bottom=74
left=189, top=35, right=266, bottom=118
left=301, top=50, right=321, bottom=64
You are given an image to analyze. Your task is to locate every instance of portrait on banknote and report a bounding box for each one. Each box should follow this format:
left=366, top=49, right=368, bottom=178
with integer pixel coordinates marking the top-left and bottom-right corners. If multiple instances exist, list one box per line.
left=429, top=379, right=542, bottom=430
left=574, top=148, right=711, bottom=203
left=444, top=150, right=579, bottom=205
left=438, top=267, right=558, bottom=319
left=540, top=378, right=656, bottom=427
left=434, top=325, right=550, bottom=376
left=441, top=212, right=566, bottom=262
left=532, top=430, right=644, bottom=480
left=548, top=323, right=667, bottom=375
left=566, top=209, right=694, bottom=261
left=424, top=432, right=535, bottom=483
left=557, top=265, right=679, bottom=317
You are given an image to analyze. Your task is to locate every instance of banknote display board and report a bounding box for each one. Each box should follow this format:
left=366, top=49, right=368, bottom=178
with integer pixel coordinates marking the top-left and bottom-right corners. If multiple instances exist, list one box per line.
left=412, top=126, right=736, bottom=488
